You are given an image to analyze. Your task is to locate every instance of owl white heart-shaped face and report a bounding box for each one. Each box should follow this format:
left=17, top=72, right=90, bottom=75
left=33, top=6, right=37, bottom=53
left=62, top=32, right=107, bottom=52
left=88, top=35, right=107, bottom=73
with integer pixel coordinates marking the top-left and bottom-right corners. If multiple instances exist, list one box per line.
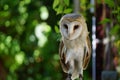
left=60, top=20, right=82, bottom=40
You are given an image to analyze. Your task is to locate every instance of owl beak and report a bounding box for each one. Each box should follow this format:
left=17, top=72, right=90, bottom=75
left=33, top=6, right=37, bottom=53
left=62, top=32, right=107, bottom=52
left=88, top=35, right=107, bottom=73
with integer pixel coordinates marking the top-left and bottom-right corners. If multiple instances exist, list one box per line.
left=68, top=32, right=72, bottom=40
left=67, top=28, right=74, bottom=40
left=68, top=32, right=70, bottom=38
left=68, top=35, right=70, bottom=39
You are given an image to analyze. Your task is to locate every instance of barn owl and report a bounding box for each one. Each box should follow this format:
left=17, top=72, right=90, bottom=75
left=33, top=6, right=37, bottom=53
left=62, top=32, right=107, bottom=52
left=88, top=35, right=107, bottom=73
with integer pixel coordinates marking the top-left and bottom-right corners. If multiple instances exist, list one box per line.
left=59, top=13, right=91, bottom=80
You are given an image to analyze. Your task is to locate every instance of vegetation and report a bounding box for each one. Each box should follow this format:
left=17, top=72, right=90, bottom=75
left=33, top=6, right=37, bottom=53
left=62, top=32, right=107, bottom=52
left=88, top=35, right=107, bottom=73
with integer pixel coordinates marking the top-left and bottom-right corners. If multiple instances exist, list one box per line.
left=97, top=0, right=120, bottom=77
left=0, top=0, right=62, bottom=80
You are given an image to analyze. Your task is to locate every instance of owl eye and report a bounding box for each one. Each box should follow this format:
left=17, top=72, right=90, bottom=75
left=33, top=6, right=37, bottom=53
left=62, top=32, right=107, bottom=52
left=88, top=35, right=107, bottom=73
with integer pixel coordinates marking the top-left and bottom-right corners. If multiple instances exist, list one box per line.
left=63, top=24, right=68, bottom=29
left=74, top=25, right=79, bottom=30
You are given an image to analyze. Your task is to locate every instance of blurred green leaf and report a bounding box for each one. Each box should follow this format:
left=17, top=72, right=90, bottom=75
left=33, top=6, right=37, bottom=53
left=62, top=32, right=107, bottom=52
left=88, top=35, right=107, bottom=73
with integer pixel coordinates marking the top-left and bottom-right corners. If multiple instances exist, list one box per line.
left=53, top=0, right=59, bottom=9
left=54, top=25, right=59, bottom=33
left=110, top=25, right=120, bottom=35
left=105, top=0, right=114, bottom=7
left=0, top=11, right=10, bottom=17
left=64, top=0, right=69, bottom=6
left=56, top=5, right=64, bottom=14
left=112, top=10, right=118, bottom=14
left=99, top=18, right=111, bottom=24
left=63, top=8, right=72, bottom=13
left=117, top=15, right=120, bottom=22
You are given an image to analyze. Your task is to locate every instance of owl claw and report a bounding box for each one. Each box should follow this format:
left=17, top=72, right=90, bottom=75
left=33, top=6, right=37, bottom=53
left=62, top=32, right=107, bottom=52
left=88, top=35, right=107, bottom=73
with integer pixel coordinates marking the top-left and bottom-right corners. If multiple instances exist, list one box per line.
left=79, top=74, right=83, bottom=80
left=66, top=74, right=72, bottom=80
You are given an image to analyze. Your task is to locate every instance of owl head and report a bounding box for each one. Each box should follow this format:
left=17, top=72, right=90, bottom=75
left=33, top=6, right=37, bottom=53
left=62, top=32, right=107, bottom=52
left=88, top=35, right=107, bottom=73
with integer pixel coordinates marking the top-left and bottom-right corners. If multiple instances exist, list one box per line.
left=59, top=13, right=87, bottom=40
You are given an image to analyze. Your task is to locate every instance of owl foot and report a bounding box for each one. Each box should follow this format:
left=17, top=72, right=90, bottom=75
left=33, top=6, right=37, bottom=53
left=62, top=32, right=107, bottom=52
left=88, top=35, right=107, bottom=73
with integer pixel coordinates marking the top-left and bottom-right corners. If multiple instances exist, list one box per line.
left=79, top=74, right=83, bottom=80
left=66, top=74, right=72, bottom=80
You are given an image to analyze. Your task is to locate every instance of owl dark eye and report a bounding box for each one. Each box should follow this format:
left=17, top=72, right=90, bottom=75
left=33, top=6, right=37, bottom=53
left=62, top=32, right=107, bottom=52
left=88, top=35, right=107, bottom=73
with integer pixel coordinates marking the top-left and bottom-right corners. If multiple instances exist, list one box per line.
left=74, top=25, right=79, bottom=30
left=63, top=24, right=68, bottom=29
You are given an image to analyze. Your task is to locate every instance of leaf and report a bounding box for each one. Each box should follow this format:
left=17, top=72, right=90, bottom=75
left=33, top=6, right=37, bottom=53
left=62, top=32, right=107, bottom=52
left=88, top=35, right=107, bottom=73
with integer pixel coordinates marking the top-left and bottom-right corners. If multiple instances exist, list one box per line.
left=56, top=33, right=61, bottom=41
left=117, top=15, right=120, bottom=22
left=105, top=0, right=114, bottom=8
left=53, top=0, right=59, bottom=9
left=54, top=25, right=60, bottom=33
left=87, top=4, right=94, bottom=9
left=64, top=0, right=69, bottom=6
left=99, top=18, right=111, bottom=24
left=110, top=25, right=120, bottom=35
left=56, top=5, right=64, bottom=14
left=63, top=8, right=72, bottom=13
left=112, top=10, right=118, bottom=14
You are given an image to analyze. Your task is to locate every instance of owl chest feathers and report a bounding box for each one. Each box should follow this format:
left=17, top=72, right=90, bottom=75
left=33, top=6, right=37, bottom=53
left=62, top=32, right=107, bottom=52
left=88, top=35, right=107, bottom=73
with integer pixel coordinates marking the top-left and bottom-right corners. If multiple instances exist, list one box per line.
left=63, top=35, right=86, bottom=64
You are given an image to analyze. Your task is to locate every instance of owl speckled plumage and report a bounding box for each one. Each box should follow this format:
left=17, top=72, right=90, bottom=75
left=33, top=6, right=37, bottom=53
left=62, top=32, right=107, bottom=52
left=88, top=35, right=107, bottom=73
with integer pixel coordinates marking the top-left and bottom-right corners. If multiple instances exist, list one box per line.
left=59, top=13, right=91, bottom=80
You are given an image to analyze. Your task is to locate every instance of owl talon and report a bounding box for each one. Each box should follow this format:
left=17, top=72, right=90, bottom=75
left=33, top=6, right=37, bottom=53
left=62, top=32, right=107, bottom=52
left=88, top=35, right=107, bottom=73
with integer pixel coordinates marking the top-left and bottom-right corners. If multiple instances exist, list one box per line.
left=79, top=74, right=83, bottom=80
left=66, top=74, right=72, bottom=80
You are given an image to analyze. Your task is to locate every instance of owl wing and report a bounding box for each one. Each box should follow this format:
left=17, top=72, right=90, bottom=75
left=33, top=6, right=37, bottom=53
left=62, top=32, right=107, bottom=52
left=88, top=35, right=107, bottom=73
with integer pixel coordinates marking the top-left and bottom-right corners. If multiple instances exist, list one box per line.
left=83, top=36, right=91, bottom=70
left=59, top=41, right=69, bottom=73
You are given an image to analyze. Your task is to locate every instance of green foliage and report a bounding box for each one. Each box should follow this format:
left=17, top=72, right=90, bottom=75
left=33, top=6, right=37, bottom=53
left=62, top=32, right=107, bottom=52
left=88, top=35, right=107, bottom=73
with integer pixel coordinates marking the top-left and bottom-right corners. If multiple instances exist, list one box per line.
left=64, top=0, right=70, bottom=6
left=109, top=2, right=120, bottom=53
left=53, top=0, right=72, bottom=14
left=104, top=0, right=114, bottom=8
left=0, top=0, right=62, bottom=80
left=99, top=18, right=111, bottom=24
left=99, top=0, right=120, bottom=66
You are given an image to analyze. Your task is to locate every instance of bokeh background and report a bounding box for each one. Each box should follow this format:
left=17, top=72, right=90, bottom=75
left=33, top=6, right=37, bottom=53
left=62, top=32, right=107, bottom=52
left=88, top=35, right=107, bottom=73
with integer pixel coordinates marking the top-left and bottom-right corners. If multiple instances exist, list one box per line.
left=0, top=0, right=120, bottom=80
